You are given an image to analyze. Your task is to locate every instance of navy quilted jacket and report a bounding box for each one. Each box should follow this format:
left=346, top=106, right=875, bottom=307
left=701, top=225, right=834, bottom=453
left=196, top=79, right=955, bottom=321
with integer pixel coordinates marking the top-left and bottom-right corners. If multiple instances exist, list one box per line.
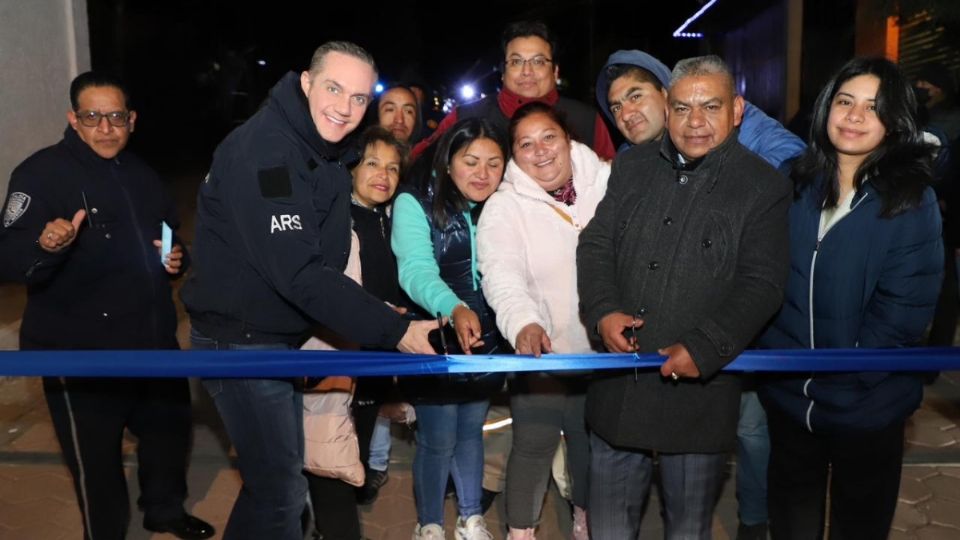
left=758, top=179, right=943, bottom=434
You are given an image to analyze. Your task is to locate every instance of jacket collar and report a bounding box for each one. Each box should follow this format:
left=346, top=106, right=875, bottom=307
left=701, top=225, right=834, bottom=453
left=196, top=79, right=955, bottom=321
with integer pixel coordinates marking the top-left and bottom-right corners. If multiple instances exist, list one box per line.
left=267, top=71, right=353, bottom=162
left=62, top=125, right=125, bottom=166
left=658, top=129, right=740, bottom=192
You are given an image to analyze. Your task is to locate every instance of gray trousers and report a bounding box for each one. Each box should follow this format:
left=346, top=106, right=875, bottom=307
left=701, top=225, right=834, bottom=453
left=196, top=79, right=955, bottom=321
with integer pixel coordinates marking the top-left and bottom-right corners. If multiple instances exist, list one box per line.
left=505, top=375, right=589, bottom=528
left=588, top=432, right=727, bottom=540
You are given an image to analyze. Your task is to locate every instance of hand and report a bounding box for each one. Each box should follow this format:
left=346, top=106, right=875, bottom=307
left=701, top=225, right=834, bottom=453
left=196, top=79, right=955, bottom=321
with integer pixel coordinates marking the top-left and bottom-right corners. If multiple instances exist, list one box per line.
left=515, top=323, right=552, bottom=357
left=386, top=302, right=408, bottom=316
left=658, top=343, right=701, bottom=380
left=153, top=241, right=184, bottom=274
left=598, top=312, right=642, bottom=353
left=397, top=319, right=442, bottom=354
left=38, top=209, right=86, bottom=253
left=452, top=303, right=484, bottom=354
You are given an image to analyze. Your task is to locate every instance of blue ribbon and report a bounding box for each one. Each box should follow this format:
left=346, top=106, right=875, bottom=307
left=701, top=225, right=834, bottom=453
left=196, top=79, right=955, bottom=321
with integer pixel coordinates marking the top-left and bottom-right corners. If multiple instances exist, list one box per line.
left=0, top=347, right=957, bottom=378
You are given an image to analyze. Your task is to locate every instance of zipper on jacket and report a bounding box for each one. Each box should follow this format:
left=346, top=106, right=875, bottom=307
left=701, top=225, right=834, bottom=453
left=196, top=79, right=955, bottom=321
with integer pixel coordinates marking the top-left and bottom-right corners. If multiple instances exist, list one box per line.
left=114, top=163, right=161, bottom=346
left=803, top=190, right=870, bottom=433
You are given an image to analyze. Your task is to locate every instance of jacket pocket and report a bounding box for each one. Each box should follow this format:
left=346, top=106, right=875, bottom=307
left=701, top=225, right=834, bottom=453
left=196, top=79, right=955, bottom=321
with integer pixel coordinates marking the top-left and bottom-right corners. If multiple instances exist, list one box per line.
left=700, top=210, right=734, bottom=279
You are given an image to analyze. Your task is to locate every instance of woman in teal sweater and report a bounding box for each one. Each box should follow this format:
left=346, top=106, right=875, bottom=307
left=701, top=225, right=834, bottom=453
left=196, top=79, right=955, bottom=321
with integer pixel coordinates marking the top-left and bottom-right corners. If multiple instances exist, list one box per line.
left=392, top=117, right=509, bottom=540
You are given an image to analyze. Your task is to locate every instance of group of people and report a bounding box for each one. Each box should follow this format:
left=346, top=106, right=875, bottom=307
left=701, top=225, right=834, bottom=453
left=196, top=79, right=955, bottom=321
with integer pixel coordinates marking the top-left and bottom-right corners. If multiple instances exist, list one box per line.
left=0, top=16, right=950, bottom=540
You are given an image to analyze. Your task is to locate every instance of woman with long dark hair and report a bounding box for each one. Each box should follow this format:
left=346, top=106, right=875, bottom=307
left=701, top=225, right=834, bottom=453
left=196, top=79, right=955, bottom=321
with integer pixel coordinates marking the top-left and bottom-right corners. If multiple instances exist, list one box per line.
left=391, top=117, right=510, bottom=540
left=758, top=57, right=943, bottom=538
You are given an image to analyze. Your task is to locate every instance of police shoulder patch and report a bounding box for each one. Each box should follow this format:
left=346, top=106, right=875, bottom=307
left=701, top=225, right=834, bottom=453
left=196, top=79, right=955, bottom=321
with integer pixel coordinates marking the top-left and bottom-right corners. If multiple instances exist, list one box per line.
left=3, top=192, right=31, bottom=227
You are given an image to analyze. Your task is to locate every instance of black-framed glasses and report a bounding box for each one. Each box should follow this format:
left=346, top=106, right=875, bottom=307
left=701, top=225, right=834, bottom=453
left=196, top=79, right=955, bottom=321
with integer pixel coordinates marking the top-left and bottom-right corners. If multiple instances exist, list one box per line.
left=505, top=56, right=553, bottom=70
left=75, top=110, right=130, bottom=128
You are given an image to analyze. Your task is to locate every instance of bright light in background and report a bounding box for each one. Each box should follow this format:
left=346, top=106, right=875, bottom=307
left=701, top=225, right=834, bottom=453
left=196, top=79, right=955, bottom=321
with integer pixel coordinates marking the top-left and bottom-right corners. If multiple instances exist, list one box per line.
left=460, top=84, right=476, bottom=100
left=256, top=59, right=267, bottom=66
left=374, top=83, right=384, bottom=94
left=672, top=0, right=718, bottom=39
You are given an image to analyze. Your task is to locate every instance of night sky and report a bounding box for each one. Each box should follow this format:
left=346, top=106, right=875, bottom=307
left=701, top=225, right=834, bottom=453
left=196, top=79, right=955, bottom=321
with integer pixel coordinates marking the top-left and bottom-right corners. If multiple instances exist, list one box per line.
left=85, top=0, right=707, bottom=169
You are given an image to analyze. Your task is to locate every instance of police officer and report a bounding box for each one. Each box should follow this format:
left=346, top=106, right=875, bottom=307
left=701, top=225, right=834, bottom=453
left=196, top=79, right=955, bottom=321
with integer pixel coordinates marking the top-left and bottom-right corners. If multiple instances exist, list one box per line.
left=0, top=72, right=214, bottom=540
left=181, top=41, right=437, bottom=540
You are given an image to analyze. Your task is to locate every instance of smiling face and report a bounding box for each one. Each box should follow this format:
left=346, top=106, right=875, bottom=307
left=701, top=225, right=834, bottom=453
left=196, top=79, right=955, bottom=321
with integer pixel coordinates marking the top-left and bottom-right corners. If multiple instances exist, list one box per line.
left=502, top=36, right=559, bottom=99
left=449, top=137, right=505, bottom=203
left=827, top=74, right=886, bottom=164
left=667, top=73, right=744, bottom=160
left=67, top=85, right=136, bottom=159
left=511, top=112, right=572, bottom=191
left=378, top=87, right=418, bottom=143
left=608, top=74, right=668, bottom=146
left=300, top=51, right=376, bottom=143
left=352, top=140, right=402, bottom=208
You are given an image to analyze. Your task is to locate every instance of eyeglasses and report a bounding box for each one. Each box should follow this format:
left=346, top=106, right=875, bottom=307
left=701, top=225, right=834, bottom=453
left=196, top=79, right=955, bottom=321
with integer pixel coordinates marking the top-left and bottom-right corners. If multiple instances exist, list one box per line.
left=75, top=110, right=131, bottom=128
left=505, top=56, right=553, bottom=70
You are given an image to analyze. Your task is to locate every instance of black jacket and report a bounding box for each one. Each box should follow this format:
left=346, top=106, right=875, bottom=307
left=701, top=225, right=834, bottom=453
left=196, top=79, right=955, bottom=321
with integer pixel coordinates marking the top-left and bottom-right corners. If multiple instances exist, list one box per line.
left=181, top=72, right=408, bottom=347
left=0, top=127, right=186, bottom=350
left=576, top=134, right=791, bottom=453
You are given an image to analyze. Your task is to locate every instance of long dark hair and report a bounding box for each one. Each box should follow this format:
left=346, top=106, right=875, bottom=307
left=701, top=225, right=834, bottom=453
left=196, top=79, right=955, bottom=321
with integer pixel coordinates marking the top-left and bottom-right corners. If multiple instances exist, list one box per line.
left=793, top=57, right=933, bottom=217
left=430, top=118, right=508, bottom=228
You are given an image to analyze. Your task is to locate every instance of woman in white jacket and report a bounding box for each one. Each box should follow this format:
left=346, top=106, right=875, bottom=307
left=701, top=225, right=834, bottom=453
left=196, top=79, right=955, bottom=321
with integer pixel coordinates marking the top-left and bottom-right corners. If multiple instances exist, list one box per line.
left=477, top=102, right=610, bottom=540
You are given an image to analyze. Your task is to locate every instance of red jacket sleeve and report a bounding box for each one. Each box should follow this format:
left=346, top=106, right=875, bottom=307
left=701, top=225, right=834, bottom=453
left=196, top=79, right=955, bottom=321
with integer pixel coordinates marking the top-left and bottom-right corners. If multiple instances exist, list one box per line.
left=412, top=109, right=460, bottom=160
left=592, top=114, right=616, bottom=161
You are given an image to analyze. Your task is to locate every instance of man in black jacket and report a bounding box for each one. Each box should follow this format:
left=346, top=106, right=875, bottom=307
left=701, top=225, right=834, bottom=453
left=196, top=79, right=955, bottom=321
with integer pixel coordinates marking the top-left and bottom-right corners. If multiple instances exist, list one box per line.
left=576, top=55, right=790, bottom=539
left=181, top=41, right=436, bottom=540
left=0, top=72, right=213, bottom=540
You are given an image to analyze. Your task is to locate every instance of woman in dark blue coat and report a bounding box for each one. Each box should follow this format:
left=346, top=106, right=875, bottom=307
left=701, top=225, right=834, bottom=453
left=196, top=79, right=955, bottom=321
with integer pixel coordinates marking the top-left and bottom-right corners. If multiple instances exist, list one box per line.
left=758, top=57, right=943, bottom=539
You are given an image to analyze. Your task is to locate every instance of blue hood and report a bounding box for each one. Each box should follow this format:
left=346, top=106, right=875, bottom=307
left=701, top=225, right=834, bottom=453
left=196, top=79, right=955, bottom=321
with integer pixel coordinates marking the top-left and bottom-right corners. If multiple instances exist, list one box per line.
left=596, top=49, right=672, bottom=125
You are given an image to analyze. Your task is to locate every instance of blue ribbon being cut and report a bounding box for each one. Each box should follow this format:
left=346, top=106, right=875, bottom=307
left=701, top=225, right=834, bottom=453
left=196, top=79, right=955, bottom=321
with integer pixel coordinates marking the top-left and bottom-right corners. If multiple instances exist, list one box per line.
left=0, top=348, right=958, bottom=378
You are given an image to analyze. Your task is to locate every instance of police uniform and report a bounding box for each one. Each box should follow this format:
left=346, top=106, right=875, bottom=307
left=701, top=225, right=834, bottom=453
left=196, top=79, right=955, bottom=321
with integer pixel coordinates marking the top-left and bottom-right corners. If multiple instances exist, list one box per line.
left=0, top=126, right=194, bottom=539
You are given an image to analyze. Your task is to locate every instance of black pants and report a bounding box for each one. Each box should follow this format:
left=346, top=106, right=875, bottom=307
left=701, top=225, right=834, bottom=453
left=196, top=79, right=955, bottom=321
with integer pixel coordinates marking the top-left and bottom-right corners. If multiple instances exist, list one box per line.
left=43, top=376, right=192, bottom=540
left=766, top=407, right=904, bottom=540
left=306, top=402, right=379, bottom=539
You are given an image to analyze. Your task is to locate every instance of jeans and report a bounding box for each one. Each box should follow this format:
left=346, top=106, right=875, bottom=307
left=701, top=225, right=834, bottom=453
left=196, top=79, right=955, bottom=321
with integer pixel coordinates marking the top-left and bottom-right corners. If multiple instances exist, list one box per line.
left=588, top=432, right=726, bottom=540
left=413, top=399, right=489, bottom=525
left=191, top=328, right=305, bottom=540
left=369, top=415, right=392, bottom=472
left=736, top=391, right=770, bottom=526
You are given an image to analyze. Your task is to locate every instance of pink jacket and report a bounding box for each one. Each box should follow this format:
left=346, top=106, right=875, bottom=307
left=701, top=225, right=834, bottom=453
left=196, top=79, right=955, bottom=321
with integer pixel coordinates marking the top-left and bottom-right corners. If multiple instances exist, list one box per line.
left=477, top=141, right=610, bottom=353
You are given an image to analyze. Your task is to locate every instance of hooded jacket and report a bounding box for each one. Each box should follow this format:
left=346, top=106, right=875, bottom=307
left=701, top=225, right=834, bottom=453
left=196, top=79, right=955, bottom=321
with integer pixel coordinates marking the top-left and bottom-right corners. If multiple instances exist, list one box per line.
left=181, top=72, right=408, bottom=347
left=596, top=49, right=805, bottom=170
left=477, top=140, right=609, bottom=353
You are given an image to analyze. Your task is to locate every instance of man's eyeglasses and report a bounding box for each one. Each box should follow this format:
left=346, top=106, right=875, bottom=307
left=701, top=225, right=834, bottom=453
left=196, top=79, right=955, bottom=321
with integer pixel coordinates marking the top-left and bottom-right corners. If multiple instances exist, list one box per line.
left=75, top=110, right=131, bottom=128
left=505, top=56, right=553, bottom=70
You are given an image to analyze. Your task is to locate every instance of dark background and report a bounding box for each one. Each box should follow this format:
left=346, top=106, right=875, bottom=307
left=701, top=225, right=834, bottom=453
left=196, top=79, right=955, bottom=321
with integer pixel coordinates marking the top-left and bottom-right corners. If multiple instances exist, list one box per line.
left=85, top=0, right=708, bottom=172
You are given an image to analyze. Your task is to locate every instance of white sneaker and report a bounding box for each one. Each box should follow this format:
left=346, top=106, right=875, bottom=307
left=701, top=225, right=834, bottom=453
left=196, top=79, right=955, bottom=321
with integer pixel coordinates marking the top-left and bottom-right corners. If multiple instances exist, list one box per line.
left=455, top=515, right=494, bottom=540
left=413, top=523, right=446, bottom=540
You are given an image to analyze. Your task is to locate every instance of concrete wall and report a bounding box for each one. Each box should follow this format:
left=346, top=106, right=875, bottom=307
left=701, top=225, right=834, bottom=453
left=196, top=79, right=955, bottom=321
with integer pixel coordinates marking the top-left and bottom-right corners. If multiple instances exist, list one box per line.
left=0, top=0, right=89, bottom=202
